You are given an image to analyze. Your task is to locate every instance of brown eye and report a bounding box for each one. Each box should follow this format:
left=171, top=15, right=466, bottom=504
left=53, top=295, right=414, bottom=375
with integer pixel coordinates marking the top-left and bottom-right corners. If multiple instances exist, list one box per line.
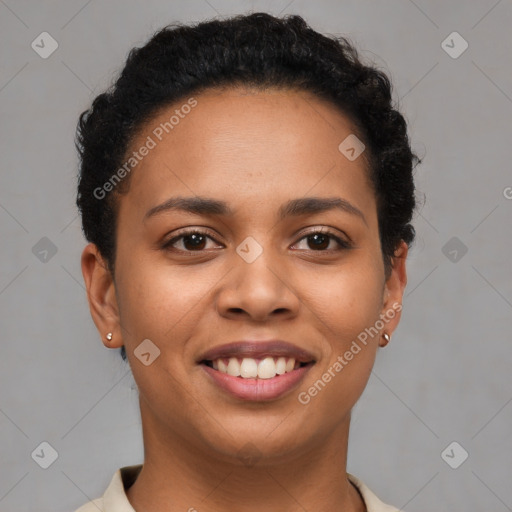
left=162, top=230, right=222, bottom=252
left=306, top=233, right=330, bottom=250
left=180, top=233, right=207, bottom=251
left=292, top=229, right=351, bottom=251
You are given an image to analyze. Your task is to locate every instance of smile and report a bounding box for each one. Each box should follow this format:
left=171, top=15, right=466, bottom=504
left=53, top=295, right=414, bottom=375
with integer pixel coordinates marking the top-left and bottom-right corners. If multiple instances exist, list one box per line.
left=199, top=357, right=315, bottom=402
left=197, top=339, right=316, bottom=401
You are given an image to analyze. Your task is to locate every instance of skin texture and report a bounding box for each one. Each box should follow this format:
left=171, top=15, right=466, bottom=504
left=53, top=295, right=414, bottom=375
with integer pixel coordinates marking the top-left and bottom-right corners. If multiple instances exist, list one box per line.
left=81, top=87, right=408, bottom=512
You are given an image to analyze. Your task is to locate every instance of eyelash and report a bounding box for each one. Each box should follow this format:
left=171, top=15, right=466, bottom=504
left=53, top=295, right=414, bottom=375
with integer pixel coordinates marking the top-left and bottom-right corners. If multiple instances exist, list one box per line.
left=161, top=227, right=352, bottom=254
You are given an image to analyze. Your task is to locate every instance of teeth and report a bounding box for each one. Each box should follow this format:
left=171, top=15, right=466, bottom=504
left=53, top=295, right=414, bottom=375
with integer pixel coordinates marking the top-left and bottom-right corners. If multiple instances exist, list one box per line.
left=227, top=357, right=241, bottom=377
left=240, top=358, right=258, bottom=378
left=213, top=356, right=299, bottom=379
left=218, top=359, right=228, bottom=373
left=258, top=357, right=277, bottom=379
left=276, top=357, right=287, bottom=375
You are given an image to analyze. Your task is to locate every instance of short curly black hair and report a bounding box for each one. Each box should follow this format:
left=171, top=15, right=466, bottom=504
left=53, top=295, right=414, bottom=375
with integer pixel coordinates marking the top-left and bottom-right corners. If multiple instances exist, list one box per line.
left=76, top=12, right=420, bottom=361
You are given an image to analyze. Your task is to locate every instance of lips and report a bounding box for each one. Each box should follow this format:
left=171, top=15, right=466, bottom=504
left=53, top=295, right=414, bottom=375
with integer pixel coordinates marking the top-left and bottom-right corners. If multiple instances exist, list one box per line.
left=197, top=340, right=316, bottom=401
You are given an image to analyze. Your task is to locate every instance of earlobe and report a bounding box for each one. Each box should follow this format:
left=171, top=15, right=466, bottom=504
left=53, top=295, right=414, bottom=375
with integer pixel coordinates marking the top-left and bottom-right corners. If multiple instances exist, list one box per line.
left=80, top=243, right=123, bottom=349
left=379, top=241, right=409, bottom=343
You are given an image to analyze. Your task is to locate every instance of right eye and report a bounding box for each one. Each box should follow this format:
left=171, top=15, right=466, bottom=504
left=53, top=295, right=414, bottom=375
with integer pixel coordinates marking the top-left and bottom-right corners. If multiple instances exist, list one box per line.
left=162, top=229, right=224, bottom=253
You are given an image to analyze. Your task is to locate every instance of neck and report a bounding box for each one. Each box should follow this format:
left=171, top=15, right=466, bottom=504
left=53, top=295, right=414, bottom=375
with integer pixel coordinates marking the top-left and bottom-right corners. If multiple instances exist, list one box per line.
left=126, top=398, right=366, bottom=512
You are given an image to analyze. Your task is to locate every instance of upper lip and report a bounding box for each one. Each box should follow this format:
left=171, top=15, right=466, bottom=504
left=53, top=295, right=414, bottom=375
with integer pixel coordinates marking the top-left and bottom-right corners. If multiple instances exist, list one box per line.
left=197, top=340, right=316, bottom=364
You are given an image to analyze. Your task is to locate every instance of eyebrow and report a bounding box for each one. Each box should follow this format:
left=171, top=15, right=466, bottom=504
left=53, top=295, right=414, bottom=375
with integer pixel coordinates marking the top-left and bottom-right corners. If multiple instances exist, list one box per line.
left=144, top=195, right=367, bottom=226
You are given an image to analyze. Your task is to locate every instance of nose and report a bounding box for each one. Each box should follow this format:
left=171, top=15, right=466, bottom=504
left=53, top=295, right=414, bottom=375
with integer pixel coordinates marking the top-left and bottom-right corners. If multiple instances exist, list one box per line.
left=215, top=248, right=301, bottom=323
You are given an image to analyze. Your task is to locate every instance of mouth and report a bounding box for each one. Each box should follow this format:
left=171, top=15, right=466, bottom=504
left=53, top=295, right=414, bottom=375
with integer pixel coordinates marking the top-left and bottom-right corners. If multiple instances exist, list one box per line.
left=197, top=340, right=316, bottom=401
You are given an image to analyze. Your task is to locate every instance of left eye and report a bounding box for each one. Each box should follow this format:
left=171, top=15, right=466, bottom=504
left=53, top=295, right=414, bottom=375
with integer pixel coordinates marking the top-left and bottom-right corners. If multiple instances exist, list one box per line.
left=292, top=230, right=351, bottom=251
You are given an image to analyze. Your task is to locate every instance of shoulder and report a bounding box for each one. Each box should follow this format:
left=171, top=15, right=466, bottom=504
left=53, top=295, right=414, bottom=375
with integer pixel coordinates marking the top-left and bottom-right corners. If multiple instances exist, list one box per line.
left=72, top=464, right=142, bottom=512
left=347, top=473, right=403, bottom=512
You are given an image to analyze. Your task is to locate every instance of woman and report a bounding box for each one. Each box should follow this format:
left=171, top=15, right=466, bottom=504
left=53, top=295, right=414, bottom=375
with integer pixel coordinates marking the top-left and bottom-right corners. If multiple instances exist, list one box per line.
left=75, top=12, right=419, bottom=512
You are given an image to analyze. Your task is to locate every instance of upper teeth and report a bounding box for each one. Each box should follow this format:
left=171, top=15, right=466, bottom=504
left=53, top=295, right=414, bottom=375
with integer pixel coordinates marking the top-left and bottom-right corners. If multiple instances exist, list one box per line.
left=212, top=357, right=297, bottom=379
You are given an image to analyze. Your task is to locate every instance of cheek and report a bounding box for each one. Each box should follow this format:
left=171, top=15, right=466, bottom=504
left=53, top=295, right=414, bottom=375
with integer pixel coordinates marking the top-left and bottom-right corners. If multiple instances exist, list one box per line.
left=114, top=262, right=213, bottom=408
left=301, top=260, right=384, bottom=344
left=115, top=258, right=216, bottom=350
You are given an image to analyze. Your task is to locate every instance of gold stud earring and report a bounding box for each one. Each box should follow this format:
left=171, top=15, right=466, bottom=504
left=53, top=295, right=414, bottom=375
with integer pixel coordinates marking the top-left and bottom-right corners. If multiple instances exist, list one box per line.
left=381, top=332, right=391, bottom=347
left=106, top=332, right=113, bottom=342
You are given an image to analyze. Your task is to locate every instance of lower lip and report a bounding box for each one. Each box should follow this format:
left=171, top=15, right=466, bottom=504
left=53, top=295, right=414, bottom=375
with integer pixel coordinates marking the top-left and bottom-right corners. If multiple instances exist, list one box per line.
left=200, top=363, right=314, bottom=402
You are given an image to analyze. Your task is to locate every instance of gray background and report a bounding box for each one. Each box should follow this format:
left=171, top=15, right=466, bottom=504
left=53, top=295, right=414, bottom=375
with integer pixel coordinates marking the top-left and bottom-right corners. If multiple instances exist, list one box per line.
left=1, top=0, right=511, bottom=511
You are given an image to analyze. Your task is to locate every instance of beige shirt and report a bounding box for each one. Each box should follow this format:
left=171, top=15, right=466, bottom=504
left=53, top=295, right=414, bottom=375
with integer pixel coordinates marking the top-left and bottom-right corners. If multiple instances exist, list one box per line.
left=75, top=464, right=401, bottom=512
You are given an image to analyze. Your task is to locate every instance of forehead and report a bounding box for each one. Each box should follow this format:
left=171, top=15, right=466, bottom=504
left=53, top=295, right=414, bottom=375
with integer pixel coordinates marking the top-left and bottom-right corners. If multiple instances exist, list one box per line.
left=118, top=87, right=375, bottom=221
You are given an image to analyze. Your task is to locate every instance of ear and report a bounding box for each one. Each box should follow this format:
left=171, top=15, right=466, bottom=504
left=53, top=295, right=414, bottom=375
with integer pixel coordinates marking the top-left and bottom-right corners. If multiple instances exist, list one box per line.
left=379, top=240, right=408, bottom=346
left=81, top=242, right=123, bottom=349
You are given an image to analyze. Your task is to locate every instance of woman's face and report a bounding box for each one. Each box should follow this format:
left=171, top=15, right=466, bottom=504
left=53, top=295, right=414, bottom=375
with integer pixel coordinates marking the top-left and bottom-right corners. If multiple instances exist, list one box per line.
left=83, top=86, right=407, bottom=463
